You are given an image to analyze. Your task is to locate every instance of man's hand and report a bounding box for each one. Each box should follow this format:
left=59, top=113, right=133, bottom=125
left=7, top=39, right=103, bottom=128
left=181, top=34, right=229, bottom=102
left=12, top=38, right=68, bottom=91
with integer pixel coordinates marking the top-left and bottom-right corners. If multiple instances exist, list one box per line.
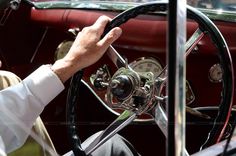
left=51, top=15, right=122, bottom=83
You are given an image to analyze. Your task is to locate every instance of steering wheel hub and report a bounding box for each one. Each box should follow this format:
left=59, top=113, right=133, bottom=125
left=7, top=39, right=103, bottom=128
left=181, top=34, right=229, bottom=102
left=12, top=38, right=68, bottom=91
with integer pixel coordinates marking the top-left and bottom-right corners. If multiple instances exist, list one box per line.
left=109, top=68, right=139, bottom=100
left=106, top=67, right=156, bottom=114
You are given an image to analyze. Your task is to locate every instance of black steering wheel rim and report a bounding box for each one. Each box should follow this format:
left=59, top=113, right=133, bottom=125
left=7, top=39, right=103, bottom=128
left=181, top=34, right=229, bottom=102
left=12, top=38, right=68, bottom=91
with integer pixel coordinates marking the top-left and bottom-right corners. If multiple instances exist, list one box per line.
left=66, top=2, right=234, bottom=155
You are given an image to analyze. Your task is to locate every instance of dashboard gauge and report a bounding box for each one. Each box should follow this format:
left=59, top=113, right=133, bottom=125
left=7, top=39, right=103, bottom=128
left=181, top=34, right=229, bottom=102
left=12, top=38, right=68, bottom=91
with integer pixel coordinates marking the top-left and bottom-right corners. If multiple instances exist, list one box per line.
left=209, top=63, right=223, bottom=83
left=129, top=57, right=163, bottom=78
left=54, top=40, right=73, bottom=61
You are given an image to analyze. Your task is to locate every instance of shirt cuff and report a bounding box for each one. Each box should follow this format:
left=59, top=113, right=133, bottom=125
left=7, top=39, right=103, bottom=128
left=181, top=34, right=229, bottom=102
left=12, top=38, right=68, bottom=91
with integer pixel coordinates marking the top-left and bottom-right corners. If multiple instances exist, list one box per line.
left=22, top=65, right=65, bottom=107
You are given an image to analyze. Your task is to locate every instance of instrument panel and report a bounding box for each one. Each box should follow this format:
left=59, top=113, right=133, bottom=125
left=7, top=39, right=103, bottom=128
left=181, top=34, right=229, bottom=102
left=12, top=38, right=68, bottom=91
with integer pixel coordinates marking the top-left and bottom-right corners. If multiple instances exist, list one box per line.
left=129, top=57, right=163, bottom=78
left=129, top=57, right=195, bottom=105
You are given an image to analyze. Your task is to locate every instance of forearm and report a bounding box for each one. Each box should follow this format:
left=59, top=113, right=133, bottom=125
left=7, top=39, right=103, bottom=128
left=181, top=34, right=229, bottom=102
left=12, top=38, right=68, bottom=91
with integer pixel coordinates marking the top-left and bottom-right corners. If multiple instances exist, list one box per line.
left=0, top=15, right=121, bottom=154
left=0, top=65, right=64, bottom=153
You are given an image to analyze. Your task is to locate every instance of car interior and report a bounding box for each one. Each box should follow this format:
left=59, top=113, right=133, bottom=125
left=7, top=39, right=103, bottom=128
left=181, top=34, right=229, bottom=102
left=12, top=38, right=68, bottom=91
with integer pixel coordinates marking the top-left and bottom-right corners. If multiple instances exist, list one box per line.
left=1, top=0, right=236, bottom=156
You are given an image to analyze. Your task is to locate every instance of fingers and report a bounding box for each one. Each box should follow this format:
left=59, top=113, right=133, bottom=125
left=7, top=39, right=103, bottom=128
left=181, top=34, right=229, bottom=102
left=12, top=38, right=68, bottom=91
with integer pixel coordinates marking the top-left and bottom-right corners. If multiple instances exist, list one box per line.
left=92, top=15, right=111, bottom=36
left=89, top=15, right=122, bottom=48
left=98, top=27, right=122, bottom=48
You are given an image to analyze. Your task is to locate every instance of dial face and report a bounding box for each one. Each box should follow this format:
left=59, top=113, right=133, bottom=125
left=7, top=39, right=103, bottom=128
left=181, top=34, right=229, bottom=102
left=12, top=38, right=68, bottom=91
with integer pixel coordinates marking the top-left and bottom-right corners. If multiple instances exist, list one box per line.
left=129, top=57, right=163, bottom=77
left=209, top=63, right=223, bottom=83
left=54, top=40, right=73, bottom=61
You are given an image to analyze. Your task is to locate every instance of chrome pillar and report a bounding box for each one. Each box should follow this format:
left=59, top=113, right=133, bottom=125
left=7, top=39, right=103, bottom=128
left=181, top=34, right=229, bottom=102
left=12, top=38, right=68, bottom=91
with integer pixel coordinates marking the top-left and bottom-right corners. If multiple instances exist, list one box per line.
left=167, top=0, right=186, bottom=156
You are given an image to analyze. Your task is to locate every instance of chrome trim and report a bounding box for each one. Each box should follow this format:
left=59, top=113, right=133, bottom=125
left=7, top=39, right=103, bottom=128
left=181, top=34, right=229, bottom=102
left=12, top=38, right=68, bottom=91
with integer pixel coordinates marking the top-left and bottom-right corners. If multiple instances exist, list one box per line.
left=30, top=27, right=49, bottom=63
left=155, top=103, right=167, bottom=136
left=84, top=110, right=137, bottom=155
left=208, top=63, right=223, bottom=83
left=154, top=104, right=189, bottom=156
left=81, top=79, right=154, bottom=122
left=128, top=57, right=164, bottom=78
left=81, top=80, right=120, bottom=116
left=0, top=8, right=12, bottom=26
left=186, top=80, right=195, bottom=105
left=107, top=45, right=131, bottom=69
left=176, top=0, right=187, bottom=154
left=185, top=28, right=204, bottom=56
left=167, top=0, right=187, bottom=155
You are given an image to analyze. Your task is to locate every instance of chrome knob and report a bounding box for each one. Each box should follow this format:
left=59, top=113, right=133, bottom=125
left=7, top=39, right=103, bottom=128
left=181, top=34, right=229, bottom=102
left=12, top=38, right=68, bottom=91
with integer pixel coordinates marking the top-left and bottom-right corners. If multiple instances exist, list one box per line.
left=110, top=75, right=133, bottom=100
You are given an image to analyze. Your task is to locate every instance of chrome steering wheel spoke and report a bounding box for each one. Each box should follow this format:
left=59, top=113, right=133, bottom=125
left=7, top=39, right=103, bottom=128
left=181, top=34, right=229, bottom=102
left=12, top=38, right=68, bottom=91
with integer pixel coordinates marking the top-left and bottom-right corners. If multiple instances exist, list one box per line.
left=107, top=45, right=131, bottom=69
left=84, top=110, right=137, bottom=155
left=153, top=104, right=168, bottom=137
left=185, top=28, right=205, bottom=56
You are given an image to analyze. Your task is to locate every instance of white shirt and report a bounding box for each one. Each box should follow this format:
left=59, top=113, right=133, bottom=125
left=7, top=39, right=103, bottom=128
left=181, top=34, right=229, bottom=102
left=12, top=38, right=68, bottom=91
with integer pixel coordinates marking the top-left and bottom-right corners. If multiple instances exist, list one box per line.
left=0, top=65, right=64, bottom=155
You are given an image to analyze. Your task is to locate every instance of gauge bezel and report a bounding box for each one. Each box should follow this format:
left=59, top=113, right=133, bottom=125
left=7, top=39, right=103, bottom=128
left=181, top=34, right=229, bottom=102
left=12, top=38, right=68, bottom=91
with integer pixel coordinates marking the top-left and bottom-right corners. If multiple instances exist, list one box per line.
left=129, top=57, right=164, bottom=78
left=208, top=63, right=223, bottom=83
left=54, top=40, right=73, bottom=61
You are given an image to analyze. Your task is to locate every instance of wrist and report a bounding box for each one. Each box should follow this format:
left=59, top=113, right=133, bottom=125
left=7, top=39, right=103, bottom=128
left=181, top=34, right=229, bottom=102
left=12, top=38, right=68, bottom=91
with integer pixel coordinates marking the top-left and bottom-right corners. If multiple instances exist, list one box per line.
left=51, top=59, right=77, bottom=83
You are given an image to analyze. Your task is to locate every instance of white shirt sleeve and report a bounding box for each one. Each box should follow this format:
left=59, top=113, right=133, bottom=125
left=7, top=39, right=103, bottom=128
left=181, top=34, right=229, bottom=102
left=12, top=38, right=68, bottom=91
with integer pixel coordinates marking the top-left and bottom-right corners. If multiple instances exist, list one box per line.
left=0, top=65, right=64, bottom=153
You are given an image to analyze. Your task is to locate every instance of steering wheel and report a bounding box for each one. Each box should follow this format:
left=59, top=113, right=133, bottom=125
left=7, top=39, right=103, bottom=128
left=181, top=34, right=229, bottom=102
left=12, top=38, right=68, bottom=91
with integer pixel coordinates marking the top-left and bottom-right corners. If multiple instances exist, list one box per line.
left=66, top=2, right=234, bottom=156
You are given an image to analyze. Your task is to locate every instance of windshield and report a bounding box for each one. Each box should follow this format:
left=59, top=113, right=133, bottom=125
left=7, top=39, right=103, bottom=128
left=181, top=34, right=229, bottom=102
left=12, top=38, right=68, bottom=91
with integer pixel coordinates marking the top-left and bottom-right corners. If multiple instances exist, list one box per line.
left=26, top=0, right=236, bottom=10
left=189, top=0, right=236, bottom=10
left=28, top=0, right=236, bottom=12
left=26, top=0, right=236, bottom=22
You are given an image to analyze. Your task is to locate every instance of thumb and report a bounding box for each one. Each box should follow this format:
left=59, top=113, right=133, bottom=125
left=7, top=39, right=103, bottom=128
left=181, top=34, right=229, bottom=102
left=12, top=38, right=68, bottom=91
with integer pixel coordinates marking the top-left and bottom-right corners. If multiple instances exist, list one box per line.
left=98, top=27, right=122, bottom=48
